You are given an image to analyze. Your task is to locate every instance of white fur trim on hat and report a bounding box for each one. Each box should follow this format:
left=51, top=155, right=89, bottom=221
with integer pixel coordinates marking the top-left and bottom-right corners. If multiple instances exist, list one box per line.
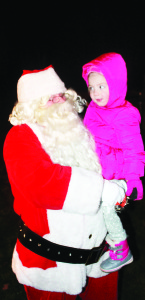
left=17, top=66, right=66, bottom=102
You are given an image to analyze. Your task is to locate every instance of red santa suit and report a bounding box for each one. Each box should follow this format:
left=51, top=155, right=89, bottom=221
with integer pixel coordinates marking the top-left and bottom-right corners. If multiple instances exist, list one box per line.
left=3, top=66, right=125, bottom=299
left=4, top=122, right=109, bottom=293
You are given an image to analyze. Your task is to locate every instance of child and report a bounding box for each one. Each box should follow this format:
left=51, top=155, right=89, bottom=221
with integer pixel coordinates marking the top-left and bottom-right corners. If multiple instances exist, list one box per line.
left=82, top=52, right=145, bottom=272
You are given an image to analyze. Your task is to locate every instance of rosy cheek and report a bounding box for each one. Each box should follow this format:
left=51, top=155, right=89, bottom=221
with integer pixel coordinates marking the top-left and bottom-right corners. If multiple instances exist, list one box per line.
left=46, top=100, right=54, bottom=107
left=45, top=97, right=65, bottom=107
left=53, top=96, right=65, bottom=104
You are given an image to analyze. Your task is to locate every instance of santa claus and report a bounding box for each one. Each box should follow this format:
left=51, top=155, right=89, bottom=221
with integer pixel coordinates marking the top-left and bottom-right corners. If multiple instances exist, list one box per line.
left=3, top=66, right=126, bottom=300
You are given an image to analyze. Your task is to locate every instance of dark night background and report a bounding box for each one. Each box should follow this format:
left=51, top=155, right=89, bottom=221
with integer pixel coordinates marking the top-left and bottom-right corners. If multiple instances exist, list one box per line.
left=1, top=4, right=145, bottom=118
left=1, top=3, right=145, bottom=299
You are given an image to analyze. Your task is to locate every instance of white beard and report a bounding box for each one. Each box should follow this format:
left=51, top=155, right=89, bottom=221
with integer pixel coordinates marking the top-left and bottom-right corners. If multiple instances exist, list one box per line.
left=33, top=100, right=102, bottom=174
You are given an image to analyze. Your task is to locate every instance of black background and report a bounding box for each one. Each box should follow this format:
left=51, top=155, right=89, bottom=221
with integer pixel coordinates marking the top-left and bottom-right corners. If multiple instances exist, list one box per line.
left=1, top=4, right=145, bottom=115
left=1, top=3, right=145, bottom=299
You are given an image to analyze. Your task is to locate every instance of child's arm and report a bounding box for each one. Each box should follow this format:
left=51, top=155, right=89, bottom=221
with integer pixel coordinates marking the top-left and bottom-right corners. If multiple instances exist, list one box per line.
left=114, top=105, right=145, bottom=200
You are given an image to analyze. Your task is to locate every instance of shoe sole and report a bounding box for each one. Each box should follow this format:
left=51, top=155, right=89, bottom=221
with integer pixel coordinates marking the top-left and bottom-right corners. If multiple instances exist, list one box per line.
left=100, top=256, right=133, bottom=273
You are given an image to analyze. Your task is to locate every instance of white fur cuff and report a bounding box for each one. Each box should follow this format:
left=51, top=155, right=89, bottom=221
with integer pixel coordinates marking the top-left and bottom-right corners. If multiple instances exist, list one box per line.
left=63, top=167, right=103, bottom=215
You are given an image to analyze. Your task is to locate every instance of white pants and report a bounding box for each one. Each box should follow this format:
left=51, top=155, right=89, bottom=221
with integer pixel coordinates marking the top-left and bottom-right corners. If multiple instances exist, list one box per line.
left=102, top=204, right=127, bottom=243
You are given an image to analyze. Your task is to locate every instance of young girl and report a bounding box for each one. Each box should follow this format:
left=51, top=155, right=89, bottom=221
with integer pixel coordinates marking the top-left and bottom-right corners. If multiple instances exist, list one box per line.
left=82, top=52, right=145, bottom=272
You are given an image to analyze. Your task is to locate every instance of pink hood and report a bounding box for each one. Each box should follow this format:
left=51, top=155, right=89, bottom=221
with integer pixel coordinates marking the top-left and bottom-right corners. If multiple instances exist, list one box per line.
left=82, top=52, right=127, bottom=109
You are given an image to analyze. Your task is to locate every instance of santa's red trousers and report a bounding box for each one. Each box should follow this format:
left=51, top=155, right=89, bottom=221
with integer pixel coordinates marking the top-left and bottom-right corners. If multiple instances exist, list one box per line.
left=24, top=272, right=118, bottom=300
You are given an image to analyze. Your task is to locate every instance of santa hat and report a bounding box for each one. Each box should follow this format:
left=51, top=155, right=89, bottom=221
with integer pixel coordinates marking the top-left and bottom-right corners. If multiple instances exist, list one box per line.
left=17, top=65, right=66, bottom=102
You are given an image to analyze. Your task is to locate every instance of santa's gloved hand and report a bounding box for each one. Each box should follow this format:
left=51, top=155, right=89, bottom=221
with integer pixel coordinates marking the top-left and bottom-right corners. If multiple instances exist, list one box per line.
left=110, top=179, right=127, bottom=193
left=102, top=179, right=127, bottom=206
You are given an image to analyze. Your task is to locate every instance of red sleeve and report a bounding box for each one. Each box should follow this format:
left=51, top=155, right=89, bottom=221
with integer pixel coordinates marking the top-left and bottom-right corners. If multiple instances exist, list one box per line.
left=3, top=124, right=72, bottom=210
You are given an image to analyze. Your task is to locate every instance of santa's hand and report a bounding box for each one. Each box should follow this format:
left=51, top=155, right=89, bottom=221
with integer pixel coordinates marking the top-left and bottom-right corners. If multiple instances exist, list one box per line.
left=110, top=179, right=127, bottom=193
left=102, top=179, right=127, bottom=206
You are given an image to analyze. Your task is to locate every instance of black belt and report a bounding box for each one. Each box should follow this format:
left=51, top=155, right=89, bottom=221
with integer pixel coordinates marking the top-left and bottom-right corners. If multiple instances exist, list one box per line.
left=18, top=219, right=107, bottom=265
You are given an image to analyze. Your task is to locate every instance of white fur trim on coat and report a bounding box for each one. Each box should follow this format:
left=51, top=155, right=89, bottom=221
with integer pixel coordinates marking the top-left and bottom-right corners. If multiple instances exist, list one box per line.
left=63, top=166, right=103, bottom=215
left=12, top=207, right=108, bottom=294
left=12, top=248, right=109, bottom=295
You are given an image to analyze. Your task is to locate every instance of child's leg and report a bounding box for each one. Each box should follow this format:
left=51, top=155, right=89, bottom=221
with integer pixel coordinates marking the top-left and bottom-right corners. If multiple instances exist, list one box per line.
left=100, top=205, right=133, bottom=272
left=102, top=204, right=127, bottom=242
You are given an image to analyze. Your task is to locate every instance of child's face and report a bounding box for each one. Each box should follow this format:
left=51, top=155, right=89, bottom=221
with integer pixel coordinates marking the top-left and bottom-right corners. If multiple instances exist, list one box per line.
left=88, top=72, right=109, bottom=106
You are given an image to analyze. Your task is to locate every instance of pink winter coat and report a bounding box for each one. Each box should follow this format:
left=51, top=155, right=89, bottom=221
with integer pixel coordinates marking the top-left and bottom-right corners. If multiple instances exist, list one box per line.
left=82, top=53, right=145, bottom=200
